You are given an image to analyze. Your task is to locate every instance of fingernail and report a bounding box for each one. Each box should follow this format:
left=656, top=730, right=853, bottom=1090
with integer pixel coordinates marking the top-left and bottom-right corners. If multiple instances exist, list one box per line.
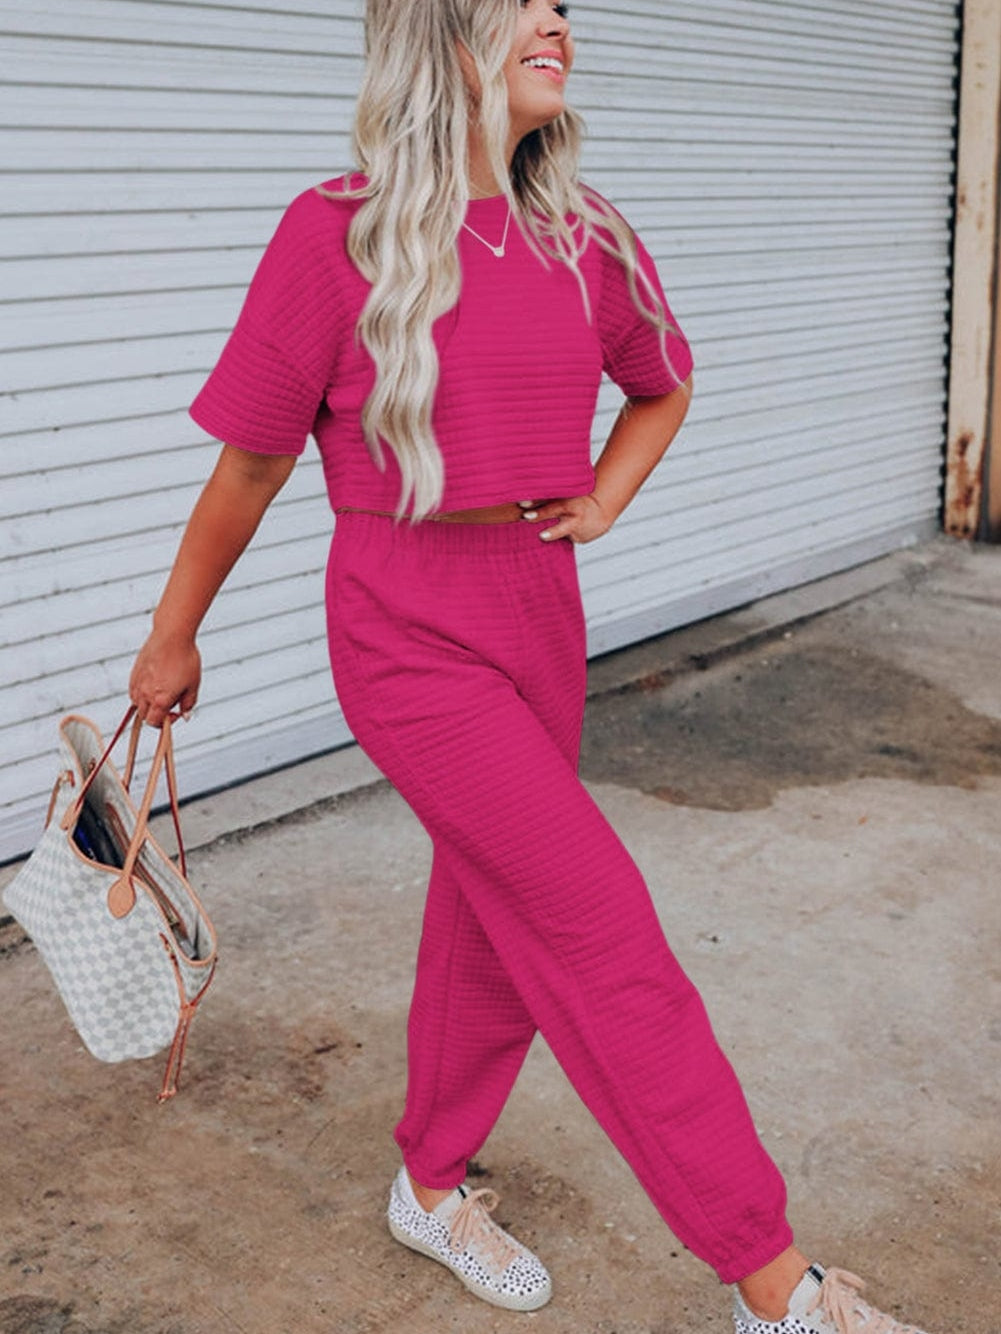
left=522, top=511, right=538, bottom=521
left=540, top=530, right=554, bottom=541
left=517, top=499, right=534, bottom=509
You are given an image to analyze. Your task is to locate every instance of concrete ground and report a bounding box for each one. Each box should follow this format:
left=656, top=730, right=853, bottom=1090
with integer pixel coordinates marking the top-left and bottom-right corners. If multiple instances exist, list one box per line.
left=1, top=535, right=999, bottom=1334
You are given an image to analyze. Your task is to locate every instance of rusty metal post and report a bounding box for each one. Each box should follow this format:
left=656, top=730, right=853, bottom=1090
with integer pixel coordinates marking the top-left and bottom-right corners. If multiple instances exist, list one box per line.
left=987, top=187, right=1001, bottom=538
left=945, top=0, right=1001, bottom=539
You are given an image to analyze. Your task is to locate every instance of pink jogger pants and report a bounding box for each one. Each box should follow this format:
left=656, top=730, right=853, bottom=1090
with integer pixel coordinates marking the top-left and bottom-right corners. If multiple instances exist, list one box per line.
left=326, top=512, right=792, bottom=1284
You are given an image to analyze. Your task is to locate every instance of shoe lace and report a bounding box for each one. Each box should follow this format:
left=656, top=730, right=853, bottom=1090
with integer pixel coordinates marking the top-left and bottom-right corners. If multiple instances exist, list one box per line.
left=807, top=1269, right=920, bottom=1334
left=448, top=1188, right=520, bottom=1272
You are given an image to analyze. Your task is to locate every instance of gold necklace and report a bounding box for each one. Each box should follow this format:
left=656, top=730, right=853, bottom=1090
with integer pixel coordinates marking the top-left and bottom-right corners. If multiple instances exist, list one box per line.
left=462, top=206, right=513, bottom=258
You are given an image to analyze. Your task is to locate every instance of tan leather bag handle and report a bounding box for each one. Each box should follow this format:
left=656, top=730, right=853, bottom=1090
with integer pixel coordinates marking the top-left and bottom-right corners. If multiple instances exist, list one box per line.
left=60, top=706, right=188, bottom=916
left=122, top=711, right=187, bottom=878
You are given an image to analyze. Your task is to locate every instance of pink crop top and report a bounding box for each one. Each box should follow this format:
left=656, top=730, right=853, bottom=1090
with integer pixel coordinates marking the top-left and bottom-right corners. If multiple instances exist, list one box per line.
left=190, top=176, right=693, bottom=516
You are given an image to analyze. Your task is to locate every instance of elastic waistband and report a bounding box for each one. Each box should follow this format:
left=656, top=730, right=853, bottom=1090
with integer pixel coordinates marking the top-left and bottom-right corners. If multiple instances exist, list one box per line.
left=332, top=507, right=564, bottom=561
left=335, top=503, right=527, bottom=525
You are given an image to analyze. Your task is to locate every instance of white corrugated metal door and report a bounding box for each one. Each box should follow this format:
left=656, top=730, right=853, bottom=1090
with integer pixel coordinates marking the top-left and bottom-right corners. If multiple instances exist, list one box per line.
left=1, top=0, right=364, bottom=861
left=1, top=0, right=959, bottom=860
left=572, top=0, right=960, bottom=651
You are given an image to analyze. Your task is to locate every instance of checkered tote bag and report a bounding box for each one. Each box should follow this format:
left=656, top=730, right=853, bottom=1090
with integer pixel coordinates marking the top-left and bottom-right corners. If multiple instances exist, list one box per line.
left=4, top=708, right=217, bottom=1101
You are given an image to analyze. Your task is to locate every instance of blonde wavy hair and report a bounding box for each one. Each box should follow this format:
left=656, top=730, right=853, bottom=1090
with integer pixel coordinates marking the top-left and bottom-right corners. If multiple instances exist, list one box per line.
left=322, top=0, right=688, bottom=520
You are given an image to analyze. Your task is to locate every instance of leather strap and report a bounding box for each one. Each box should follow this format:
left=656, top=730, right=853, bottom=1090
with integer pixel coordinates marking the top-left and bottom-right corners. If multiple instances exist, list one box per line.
left=108, top=720, right=171, bottom=918
left=61, top=706, right=188, bottom=916
left=61, top=706, right=136, bottom=826
left=123, top=711, right=186, bottom=877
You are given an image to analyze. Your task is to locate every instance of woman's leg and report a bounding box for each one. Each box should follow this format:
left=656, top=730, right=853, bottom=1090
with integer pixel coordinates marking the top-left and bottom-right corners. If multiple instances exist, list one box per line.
left=395, top=850, right=538, bottom=1189
left=395, top=530, right=588, bottom=1192
left=327, top=515, right=792, bottom=1284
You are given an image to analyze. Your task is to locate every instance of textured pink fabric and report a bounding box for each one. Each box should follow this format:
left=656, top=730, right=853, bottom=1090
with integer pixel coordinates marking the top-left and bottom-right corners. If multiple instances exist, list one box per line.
left=192, top=178, right=787, bottom=1282
left=326, top=513, right=792, bottom=1284
left=189, top=176, right=693, bottom=515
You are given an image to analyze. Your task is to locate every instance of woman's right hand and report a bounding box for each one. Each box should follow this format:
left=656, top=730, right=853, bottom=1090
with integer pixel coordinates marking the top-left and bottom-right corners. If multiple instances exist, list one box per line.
left=125, top=443, right=295, bottom=729
left=129, top=630, right=202, bottom=728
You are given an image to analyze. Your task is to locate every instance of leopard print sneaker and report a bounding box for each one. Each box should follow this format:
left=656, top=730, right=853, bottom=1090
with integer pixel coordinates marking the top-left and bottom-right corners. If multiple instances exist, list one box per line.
left=387, top=1166, right=552, bottom=1312
left=734, top=1264, right=932, bottom=1334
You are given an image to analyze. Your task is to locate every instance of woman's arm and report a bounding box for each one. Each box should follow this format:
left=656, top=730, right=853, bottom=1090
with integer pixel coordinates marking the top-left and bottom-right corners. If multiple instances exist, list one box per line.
left=523, top=373, right=693, bottom=544
left=129, top=444, right=296, bottom=726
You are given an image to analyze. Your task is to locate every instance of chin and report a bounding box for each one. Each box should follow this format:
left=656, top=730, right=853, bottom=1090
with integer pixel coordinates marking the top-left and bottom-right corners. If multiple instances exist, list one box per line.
left=514, top=104, right=566, bottom=137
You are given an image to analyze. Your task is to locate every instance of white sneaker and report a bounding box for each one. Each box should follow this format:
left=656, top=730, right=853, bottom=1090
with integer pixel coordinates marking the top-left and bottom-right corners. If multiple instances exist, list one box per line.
left=734, top=1263, right=932, bottom=1334
left=387, top=1166, right=552, bottom=1312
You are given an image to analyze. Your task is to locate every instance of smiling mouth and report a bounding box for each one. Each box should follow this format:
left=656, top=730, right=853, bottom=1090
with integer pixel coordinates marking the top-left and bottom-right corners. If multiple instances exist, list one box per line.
left=522, top=56, right=566, bottom=78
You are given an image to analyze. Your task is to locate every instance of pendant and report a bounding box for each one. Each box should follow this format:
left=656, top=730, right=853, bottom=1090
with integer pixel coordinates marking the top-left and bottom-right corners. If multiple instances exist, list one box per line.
left=462, top=205, right=513, bottom=259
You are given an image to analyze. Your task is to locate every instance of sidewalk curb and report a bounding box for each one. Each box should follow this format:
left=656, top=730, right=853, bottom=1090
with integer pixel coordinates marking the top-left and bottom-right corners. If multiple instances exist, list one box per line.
left=585, top=540, right=941, bottom=699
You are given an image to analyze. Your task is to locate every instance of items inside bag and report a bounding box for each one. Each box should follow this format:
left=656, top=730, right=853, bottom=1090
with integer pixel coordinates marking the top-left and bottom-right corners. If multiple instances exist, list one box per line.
left=71, top=790, right=192, bottom=951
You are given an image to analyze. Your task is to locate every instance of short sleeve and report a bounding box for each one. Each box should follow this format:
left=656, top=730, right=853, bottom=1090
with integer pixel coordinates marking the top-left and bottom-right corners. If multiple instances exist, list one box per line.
left=597, top=229, right=693, bottom=397
left=189, top=189, right=347, bottom=455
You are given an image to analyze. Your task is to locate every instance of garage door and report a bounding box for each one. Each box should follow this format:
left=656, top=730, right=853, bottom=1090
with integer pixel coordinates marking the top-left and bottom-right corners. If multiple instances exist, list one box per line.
left=0, top=0, right=960, bottom=859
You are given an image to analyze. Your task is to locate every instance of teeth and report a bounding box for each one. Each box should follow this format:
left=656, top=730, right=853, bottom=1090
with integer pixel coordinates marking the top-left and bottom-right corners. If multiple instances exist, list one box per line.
left=524, top=57, right=563, bottom=71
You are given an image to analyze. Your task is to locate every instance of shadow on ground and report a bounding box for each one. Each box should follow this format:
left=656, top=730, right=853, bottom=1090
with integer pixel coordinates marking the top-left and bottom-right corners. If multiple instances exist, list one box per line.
left=581, top=642, right=1001, bottom=811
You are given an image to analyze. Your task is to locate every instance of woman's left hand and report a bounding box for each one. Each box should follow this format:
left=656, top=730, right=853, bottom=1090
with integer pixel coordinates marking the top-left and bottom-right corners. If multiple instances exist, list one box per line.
left=520, top=493, right=615, bottom=545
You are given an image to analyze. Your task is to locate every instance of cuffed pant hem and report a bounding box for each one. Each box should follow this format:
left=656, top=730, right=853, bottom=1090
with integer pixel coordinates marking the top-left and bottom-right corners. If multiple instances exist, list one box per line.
left=398, top=1154, right=468, bottom=1194
left=716, top=1221, right=797, bottom=1286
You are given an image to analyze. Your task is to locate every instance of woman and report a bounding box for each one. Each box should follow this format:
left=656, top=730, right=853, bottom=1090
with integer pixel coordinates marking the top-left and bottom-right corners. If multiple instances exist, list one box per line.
left=130, top=2, right=932, bottom=1331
